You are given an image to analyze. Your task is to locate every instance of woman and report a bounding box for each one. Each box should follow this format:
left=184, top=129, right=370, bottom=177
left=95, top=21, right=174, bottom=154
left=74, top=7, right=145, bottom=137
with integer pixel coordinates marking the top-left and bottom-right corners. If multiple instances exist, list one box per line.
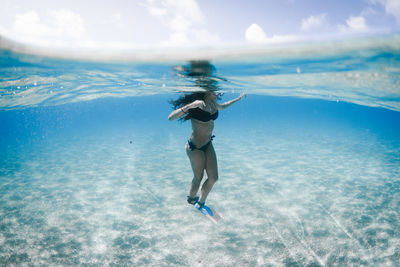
left=168, top=91, right=246, bottom=209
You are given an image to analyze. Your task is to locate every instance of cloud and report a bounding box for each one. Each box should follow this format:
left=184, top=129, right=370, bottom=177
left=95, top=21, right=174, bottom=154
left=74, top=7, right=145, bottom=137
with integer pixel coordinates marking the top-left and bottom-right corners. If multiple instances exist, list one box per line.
left=13, top=11, right=53, bottom=37
left=245, top=23, right=297, bottom=44
left=144, top=0, right=219, bottom=46
left=370, top=0, right=400, bottom=24
left=301, top=14, right=328, bottom=32
left=48, top=9, right=86, bottom=38
left=346, top=16, right=368, bottom=31
left=148, top=6, right=168, bottom=17
left=338, top=16, right=368, bottom=33
left=384, top=0, right=400, bottom=23
left=245, top=23, right=268, bottom=43
left=12, top=9, right=87, bottom=46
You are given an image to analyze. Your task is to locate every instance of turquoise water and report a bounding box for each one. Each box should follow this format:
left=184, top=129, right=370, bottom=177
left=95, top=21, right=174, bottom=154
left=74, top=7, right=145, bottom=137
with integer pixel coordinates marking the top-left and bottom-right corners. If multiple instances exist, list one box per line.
left=1, top=37, right=400, bottom=266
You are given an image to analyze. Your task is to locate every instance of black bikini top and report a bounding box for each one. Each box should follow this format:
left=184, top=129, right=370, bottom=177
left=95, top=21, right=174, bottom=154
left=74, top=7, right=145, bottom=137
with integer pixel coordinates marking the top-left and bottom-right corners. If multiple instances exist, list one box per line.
left=188, top=107, right=219, bottom=122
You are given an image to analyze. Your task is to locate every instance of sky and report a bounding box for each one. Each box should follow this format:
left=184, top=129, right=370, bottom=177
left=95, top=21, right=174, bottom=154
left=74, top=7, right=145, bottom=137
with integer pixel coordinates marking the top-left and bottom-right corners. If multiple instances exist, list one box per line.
left=0, top=0, right=399, bottom=49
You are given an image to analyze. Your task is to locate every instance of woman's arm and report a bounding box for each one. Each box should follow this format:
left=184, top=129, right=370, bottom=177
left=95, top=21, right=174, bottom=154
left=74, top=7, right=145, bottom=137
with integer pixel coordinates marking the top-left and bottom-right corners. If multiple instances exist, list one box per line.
left=217, top=93, right=246, bottom=110
left=168, top=100, right=205, bottom=121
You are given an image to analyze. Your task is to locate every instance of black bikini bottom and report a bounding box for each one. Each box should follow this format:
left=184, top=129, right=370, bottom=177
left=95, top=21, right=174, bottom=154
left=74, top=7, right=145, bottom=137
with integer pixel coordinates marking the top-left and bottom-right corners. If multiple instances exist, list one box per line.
left=188, top=135, right=215, bottom=152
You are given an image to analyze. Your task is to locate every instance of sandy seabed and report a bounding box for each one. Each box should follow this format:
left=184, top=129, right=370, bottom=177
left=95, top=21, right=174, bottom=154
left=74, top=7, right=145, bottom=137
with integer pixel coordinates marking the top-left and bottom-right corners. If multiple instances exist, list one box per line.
left=1, top=120, right=399, bottom=266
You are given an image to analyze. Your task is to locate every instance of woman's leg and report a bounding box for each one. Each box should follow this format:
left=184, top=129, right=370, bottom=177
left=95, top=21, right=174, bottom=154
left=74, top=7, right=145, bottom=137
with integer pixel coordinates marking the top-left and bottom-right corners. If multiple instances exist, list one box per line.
left=186, top=144, right=206, bottom=199
left=199, top=143, right=218, bottom=203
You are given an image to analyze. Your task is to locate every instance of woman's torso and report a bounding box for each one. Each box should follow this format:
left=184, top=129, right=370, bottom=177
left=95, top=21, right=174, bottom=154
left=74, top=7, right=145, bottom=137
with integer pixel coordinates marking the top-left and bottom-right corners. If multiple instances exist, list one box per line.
left=189, top=100, right=218, bottom=147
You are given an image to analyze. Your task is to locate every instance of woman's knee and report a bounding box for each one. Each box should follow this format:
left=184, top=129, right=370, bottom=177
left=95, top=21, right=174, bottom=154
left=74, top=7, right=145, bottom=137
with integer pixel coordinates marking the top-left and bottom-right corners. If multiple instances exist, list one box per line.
left=209, top=173, right=218, bottom=183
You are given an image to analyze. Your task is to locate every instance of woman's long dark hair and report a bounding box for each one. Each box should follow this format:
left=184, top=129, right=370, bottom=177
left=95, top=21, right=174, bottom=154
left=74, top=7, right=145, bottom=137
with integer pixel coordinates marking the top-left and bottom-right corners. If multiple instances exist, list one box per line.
left=169, top=92, right=206, bottom=121
left=169, top=60, right=222, bottom=122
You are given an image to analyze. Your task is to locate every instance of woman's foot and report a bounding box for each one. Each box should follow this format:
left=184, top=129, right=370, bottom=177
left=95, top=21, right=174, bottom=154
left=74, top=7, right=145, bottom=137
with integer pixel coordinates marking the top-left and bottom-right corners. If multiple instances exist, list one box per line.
left=194, top=201, right=205, bottom=209
left=187, top=196, right=199, bottom=205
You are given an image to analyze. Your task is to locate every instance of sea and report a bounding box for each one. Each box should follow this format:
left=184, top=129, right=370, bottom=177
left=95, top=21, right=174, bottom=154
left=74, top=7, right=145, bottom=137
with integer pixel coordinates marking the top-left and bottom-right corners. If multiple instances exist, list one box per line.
left=0, top=36, right=399, bottom=266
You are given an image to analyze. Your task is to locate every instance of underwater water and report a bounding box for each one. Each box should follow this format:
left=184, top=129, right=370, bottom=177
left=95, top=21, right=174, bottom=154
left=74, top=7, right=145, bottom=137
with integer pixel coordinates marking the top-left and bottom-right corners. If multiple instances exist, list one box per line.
left=1, top=37, right=400, bottom=266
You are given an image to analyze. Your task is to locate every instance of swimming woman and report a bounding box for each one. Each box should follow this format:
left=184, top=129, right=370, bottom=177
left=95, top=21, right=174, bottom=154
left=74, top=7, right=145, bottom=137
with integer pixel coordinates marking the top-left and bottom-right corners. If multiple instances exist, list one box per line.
left=168, top=91, right=246, bottom=209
